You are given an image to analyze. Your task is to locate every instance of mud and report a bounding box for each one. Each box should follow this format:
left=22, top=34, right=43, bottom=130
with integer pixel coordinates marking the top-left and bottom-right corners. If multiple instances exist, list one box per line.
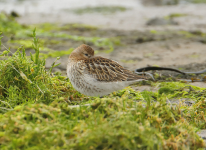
left=43, top=28, right=206, bottom=76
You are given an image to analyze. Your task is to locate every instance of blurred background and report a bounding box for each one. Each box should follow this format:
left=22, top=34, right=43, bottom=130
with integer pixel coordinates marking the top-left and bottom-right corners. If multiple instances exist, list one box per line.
left=1, top=0, right=206, bottom=30
left=0, top=0, right=206, bottom=74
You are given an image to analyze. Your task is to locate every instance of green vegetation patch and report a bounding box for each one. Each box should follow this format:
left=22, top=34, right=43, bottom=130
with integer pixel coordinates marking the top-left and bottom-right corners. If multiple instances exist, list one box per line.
left=136, top=30, right=206, bottom=44
left=60, top=23, right=98, bottom=31
left=0, top=30, right=82, bottom=113
left=69, top=6, right=127, bottom=15
left=0, top=13, right=25, bottom=36
left=164, top=13, right=188, bottom=19
left=0, top=12, right=119, bottom=55
left=40, top=48, right=74, bottom=58
left=0, top=87, right=205, bottom=149
left=46, top=32, right=117, bottom=53
left=158, top=82, right=206, bottom=100
left=190, top=0, right=206, bottom=3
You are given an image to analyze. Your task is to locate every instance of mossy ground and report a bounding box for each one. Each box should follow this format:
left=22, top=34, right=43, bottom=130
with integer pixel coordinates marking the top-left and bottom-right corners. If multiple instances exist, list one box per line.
left=0, top=12, right=206, bottom=149
left=67, top=6, right=127, bottom=15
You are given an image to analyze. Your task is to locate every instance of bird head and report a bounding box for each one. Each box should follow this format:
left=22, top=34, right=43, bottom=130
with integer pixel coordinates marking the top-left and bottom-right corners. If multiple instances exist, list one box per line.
left=69, top=44, right=94, bottom=60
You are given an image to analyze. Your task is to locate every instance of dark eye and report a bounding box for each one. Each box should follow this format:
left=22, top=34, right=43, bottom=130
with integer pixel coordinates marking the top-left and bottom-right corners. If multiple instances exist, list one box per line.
left=85, top=53, right=89, bottom=57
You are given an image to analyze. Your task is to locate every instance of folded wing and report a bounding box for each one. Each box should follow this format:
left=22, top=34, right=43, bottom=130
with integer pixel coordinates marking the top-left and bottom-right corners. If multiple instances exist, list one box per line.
left=83, top=57, right=146, bottom=82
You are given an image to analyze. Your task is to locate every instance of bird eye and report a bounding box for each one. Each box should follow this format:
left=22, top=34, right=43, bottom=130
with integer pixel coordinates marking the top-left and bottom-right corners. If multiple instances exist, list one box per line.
left=85, top=53, right=89, bottom=57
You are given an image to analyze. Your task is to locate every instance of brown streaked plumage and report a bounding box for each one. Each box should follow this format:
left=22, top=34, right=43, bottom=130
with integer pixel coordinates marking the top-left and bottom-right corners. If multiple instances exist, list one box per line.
left=67, top=44, right=146, bottom=96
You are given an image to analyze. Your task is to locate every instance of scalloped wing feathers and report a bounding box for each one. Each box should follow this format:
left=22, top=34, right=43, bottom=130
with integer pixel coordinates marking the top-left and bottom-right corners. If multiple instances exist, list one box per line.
left=83, top=57, right=146, bottom=82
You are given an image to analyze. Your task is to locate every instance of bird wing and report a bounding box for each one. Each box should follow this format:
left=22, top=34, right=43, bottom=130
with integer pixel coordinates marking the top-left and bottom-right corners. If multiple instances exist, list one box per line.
left=83, top=57, right=146, bottom=82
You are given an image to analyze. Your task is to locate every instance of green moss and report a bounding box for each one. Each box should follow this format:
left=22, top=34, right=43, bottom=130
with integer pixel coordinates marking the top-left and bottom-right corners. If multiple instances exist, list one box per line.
left=69, top=6, right=127, bottom=15
left=144, top=53, right=153, bottom=58
left=0, top=91, right=205, bottom=149
left=178, top=31, right=194, bottom=38
left=9, top=39, right=47, bottom=49
left=189, top=54, right=199, bottom=58
left=158, top=82, right=187, bottom=89
left=40, top=48, right=74, bottom=58
left=120, top=59, right=136, bottom=63
left=9, top=39, right=33, bottom=48
left=31, top=23, right=60, bottom=32
left=0, top=13, right=25, bottom=35
left=164, top=13, right=187, bottom=19
left=35, top=32, right=118, bottom=54
left=191, top=0, right=206, bottom=3
left=53, top=33, right=115, bottom=51
left=148, top=30, right=205, bottom=40
left=178, top=68, right=184, bottom=70
left=60, top=23, right=98, bottom=31
left=0, top=12, right=118, bottom=54
left=159, top=87, right=175, bottom=95
left=150, top=30, right=158, bottom=34
left=0, top=30, right=79, bottom=113
left=156, top=82, right=206, bottom=100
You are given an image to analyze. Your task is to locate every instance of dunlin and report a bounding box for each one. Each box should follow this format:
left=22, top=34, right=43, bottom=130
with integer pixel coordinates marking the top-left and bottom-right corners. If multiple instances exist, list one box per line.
left=67, top=44, right=146, bottom=96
